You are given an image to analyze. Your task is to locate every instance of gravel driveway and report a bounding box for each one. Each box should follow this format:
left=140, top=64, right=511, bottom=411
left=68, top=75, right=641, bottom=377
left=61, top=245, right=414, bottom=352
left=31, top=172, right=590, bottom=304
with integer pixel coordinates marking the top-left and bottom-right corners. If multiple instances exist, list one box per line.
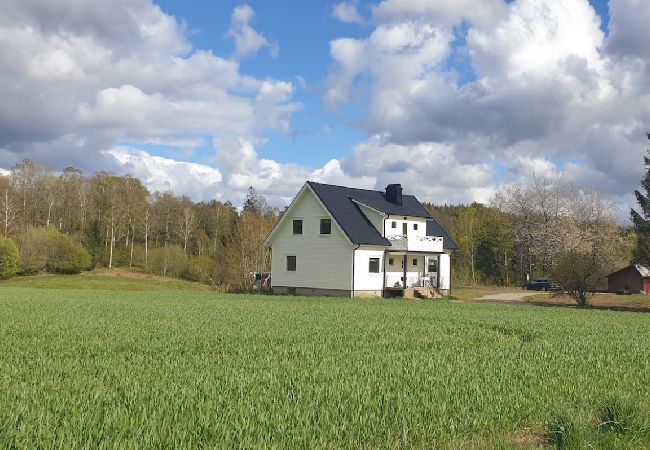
left=475, top=291, right=540, bottom=304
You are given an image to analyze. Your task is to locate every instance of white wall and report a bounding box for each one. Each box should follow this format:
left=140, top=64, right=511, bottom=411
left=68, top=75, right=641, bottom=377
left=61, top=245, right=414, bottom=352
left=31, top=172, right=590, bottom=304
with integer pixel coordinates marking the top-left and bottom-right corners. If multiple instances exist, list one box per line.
left=356, top=203, right=384, bottom=234
left=384, top=216, right=428, bottom=237
left=269, top=189, right=353, bottom=290
left=385, top=254, right=427, bottom=288
left=439, top=252, right=451, bottom=290
left=353, top=247, right=385, bottom=291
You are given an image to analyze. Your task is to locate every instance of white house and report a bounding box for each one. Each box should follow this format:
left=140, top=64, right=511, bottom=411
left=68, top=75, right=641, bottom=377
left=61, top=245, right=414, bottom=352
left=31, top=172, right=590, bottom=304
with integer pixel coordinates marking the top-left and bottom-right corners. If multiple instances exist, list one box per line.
left=264, top=182, right=458, bottom=298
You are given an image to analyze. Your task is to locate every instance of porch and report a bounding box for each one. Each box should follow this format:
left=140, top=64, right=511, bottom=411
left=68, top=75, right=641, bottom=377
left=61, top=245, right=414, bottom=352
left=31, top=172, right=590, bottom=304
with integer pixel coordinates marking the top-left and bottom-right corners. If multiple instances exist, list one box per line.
left=383, top=252, right=441, bottom=297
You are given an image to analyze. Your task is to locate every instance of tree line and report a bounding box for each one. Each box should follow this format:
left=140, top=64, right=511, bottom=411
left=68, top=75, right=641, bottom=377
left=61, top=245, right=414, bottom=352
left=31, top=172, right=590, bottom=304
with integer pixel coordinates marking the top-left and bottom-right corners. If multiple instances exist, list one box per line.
left=0, top=160, right=276, bottom=289
left=424, top=176, right=632, bottom=288
left=0, top=151, right=644, bottom=290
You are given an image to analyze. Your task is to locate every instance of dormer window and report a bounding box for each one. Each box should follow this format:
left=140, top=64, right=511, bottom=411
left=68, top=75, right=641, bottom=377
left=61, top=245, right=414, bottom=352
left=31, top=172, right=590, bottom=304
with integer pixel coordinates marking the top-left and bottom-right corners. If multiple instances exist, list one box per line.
left=391, top=221, right=396, bottom=228
left=293, top=219, right=303, bottom=235
left=320, top=218, right=331, bottom=235
left=414, top=223, right=418, bottom=231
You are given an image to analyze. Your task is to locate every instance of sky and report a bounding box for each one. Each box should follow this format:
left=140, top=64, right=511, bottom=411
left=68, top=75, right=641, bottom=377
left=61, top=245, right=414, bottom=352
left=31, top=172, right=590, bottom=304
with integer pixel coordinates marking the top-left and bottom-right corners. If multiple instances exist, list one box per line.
left=0, top=0, right=648, bottom=218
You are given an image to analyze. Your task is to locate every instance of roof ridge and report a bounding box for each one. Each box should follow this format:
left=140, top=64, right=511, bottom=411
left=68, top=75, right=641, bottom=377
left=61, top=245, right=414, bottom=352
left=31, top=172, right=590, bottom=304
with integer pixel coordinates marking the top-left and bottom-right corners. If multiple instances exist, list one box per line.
left=307, top=180, right=418, bottom=198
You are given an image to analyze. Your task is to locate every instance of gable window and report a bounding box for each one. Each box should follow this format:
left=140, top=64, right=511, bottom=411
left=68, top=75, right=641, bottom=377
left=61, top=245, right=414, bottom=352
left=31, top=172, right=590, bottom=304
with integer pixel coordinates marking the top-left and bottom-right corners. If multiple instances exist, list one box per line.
left=320, top=218, right=332, bottom=235
left=391, top=221, right=396, bottom=229
left=388, top=258, right=394, bottom=266
left=292, top=219, right=303, bottom=235
left=413, top=258, right=418, bottom=266
left=369, top=257, right=380, bottom=273
left=286, top=256, right=297, bottom=271
left=414, top=223, right=418, bottom=231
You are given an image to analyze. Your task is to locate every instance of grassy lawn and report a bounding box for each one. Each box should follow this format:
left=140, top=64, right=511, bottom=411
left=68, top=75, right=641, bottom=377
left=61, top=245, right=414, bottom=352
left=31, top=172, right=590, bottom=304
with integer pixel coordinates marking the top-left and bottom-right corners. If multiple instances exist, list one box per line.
left=0, top=268, right=210, bottom=291
left=526, top=292, right=650, bottom=312
left=1, top=287, right=648, bottom=448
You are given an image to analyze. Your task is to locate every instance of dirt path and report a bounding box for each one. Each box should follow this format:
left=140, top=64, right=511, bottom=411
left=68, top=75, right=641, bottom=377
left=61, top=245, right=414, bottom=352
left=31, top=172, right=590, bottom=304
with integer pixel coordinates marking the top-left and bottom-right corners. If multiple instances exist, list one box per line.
left=473, top=291, right=650, bottom=313
left=475, top=292, right=539, bottom=303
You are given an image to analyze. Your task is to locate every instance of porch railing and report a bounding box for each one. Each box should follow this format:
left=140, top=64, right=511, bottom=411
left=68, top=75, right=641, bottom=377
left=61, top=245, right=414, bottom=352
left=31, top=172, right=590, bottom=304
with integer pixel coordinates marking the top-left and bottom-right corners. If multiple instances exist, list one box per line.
left=386, top=273, right=438, bottom=289
left=386, top=235, right=443, bottom=252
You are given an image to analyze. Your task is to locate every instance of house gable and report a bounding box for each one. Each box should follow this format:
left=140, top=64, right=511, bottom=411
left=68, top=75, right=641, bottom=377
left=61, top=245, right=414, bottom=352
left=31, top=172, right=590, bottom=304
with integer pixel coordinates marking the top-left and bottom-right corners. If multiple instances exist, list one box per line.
left=267, top=185, right=353, bottom=291
left=265, top=183, right=352, bottom=247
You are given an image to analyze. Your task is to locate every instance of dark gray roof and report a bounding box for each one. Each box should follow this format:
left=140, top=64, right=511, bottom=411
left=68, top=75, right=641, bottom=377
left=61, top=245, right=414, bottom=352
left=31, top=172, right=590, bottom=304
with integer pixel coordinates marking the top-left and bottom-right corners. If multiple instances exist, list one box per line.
left=426, top=219, right=459, bottom=251
left=307, top=181, right=456, bottom=249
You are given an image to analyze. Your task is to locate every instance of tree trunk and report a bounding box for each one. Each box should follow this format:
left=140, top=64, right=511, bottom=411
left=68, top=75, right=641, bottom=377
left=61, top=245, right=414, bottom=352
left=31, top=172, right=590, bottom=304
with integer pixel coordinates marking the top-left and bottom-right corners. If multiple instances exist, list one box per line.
left=109, top=224, right=114, bottom=269
left=129, top=225, right=134, bottom=267
left=46, top=199, right=53, bottom=228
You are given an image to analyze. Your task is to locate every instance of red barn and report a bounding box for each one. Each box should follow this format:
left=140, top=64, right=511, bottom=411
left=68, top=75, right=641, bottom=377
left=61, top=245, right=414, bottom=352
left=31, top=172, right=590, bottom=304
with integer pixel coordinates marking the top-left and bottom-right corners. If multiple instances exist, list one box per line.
left=607, top=265, right=650, bottom=294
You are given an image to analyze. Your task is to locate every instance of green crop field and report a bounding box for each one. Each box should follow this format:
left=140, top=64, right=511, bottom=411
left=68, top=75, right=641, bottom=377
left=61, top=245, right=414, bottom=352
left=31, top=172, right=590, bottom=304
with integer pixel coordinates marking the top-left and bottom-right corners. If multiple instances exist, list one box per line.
left=1, top=287, right=649, bottom=448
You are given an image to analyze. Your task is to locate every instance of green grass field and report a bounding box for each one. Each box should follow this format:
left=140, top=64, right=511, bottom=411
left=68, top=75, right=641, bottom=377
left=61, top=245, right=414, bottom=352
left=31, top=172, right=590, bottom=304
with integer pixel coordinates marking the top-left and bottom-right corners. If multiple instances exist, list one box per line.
left=0, top=268, right=210, bottom=291
left=1, top=284, right=649, bottom=448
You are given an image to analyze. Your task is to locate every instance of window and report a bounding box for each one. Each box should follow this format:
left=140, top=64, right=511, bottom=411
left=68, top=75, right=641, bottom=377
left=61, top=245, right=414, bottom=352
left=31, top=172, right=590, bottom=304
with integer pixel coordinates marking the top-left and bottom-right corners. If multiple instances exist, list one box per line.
left=286, top=256, right=296, bottom=271
left=320, top=218, right=331, bottom=235
left=413, top=258, right=418, bottom=266
left=292, top=219, right=303, bottom=235
left=414, top=223, right=418, bottom=231
left=388, top=258, right=394, bottom=266
left=391, top=221, right=396, bottom=228
left=369, top=257, right=380, bottom=273
left=428, top=257, right=437, bottom=273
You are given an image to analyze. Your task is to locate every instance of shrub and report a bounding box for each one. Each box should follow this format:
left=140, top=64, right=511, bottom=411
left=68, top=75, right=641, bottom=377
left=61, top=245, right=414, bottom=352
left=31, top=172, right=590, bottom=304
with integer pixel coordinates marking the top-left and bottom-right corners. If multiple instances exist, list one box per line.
left=19, top=228, right=49, bottom=274
left=147, top=245, right=187, bottom=278
left=182, top=256, right=215, bottom=283
left=551, top=250, right=607, bottom=307
left=18, top=228, right=90, bottom=274
left=49, top=235, right=91, bottom=274
left=0, top=236, right=21, bottom=279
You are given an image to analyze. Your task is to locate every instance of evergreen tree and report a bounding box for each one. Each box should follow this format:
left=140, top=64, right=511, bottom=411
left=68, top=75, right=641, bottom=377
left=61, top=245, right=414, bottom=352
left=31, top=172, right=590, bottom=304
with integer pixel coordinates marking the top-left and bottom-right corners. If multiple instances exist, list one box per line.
left=631, top=133, right=650, bottom=265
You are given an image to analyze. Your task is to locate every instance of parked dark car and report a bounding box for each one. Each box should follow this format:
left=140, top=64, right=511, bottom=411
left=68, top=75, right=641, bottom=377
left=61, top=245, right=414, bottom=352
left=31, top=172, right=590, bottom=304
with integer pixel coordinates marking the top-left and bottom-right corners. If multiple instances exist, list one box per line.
left=523, top=278, right=557, bottom=291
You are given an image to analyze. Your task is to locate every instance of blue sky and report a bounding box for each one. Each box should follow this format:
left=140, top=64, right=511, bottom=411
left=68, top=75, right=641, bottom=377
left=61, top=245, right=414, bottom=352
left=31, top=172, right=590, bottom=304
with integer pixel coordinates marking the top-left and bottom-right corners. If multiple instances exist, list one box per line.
left=0, top=0, right=649, bottom=217
left=152, top=0, right=372, bottom=167
left=144, top=0, right=612, bottom=168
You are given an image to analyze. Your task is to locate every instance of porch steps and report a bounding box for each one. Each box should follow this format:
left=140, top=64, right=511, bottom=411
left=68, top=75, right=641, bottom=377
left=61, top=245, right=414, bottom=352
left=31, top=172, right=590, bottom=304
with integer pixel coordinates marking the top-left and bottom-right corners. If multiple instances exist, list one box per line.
left=405, top=287, right=443, bottom=299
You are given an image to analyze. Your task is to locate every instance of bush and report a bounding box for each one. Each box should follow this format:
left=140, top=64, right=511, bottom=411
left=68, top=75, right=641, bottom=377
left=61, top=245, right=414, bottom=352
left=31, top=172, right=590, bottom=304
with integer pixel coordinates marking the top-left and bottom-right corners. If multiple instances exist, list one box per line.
left=49, top=235, right=91, bottom=274
left=18, top=228, right=91, bottom=274
left=147, top=245, right=187, bottom=278
left=0, top=236, right=21, bottom=279
left=182, top=255, right=215, bottom=283
left=551, top=250, right=607, bottom=307
left=19, top=228, right=49, bottom=273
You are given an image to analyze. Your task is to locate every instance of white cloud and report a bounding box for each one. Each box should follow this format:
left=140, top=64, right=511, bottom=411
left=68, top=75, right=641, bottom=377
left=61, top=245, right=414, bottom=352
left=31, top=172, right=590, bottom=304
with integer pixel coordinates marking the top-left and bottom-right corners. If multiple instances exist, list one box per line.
left=104, top=147, right=223, bottom=201
left=214, top=137, right=374, bottom=205
left=0, top=0, right=297, bottom=177
left=323, top=0, right=650, bottom=215
left=332, top=1, right=364, bottom=24
left=226, top=4, right=279, bottom=59
left=372, top=0, right=507, bottom=27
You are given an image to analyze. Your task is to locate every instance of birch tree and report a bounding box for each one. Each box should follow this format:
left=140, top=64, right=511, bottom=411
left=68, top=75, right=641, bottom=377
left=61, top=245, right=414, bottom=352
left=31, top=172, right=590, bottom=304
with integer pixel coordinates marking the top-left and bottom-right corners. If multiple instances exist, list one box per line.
left=0, top=175, right=19, bottom=237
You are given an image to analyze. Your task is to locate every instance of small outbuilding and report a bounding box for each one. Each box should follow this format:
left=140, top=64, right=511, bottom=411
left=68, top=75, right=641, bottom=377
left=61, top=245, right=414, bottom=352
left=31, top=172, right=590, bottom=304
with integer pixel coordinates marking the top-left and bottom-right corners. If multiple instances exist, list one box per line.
left=606, top=264, right=650, bottom=294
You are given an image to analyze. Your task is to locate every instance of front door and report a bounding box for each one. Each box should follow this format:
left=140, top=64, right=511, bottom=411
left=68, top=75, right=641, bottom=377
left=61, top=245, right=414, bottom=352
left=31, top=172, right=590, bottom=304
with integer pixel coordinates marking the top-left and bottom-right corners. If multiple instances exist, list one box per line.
left=402, top=222, right=408, bottom=235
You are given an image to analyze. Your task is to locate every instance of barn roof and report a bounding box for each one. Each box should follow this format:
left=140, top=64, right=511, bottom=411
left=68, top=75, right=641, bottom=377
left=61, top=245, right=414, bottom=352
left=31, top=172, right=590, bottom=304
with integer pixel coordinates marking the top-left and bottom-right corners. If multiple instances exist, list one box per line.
left=607, top=264, right=650, bottom=278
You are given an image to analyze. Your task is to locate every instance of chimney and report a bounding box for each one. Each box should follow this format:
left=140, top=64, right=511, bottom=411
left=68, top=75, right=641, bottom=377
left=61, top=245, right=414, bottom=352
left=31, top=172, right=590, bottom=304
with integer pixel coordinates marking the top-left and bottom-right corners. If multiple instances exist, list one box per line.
left=385, top=184, right=403, bottom=206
